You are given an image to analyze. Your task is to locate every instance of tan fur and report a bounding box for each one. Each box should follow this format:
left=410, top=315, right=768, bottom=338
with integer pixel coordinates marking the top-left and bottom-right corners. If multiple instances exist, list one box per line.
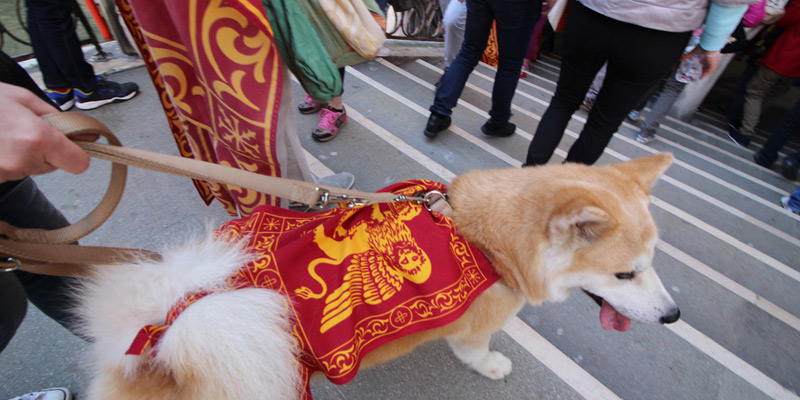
left=78, top=153, right=677, bottom=399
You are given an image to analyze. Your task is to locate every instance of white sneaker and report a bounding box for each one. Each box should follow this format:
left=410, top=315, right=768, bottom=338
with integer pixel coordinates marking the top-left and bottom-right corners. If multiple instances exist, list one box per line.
left=635, top=132, right=656, bottom=144
left=9, top=388, right=72, bottom=400
left=780, top=196, right=800, bottom=215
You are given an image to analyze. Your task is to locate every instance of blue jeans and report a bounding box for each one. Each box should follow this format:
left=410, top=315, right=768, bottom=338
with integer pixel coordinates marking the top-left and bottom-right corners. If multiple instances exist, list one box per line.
left=789, top=186, right=800, bottom=213
left=640, top=75, right=687, bottom=138
left=757, top=98, right=800, bottom=166
left=430, top=0, right=540, bottom=122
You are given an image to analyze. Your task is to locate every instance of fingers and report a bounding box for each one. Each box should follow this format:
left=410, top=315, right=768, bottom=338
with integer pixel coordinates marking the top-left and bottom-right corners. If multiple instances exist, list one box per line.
left=0, top=82, right=91, bottom=183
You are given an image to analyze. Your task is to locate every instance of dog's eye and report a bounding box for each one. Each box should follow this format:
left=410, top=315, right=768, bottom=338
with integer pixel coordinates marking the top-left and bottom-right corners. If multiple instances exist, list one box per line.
left=614, top=272, right=635, bottom=280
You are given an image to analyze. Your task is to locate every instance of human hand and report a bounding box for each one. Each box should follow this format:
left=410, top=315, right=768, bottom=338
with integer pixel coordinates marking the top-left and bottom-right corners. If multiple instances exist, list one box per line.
left=0, top=82, right=93, bottom=183
left=680, top=46, right=721, bottom=81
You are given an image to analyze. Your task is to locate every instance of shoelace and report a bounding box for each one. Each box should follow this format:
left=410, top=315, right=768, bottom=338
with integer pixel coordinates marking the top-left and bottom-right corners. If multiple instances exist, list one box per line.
left=303, top=93, right=319, bottom=106
left=317, top=108, right=341, bottom=130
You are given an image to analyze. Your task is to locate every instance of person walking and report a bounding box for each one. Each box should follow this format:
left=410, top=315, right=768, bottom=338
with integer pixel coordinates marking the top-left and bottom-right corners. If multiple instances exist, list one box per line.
left=523, top=0, right=752, bottom=167
left=423, top=0, right=545, bottom=139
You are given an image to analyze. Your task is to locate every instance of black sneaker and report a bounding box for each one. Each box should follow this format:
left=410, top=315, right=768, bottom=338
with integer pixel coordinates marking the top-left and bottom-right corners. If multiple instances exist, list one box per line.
left=424, top=112, right=451, bottom=138
left=781, top=157, right=799, bottom=181
left=75, top=77, right=138, bottom=110
left=753, top=151, right=773, bottom=169
left=481, top=118, right=516, bottom=137
left=727, top=123, right=751, bottom=147
left=45, top=87, right=75, bottom=111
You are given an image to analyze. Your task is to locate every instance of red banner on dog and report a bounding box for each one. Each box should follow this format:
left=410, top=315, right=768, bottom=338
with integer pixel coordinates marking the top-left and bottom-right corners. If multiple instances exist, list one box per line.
left=126, top=180, right=499, bottom=398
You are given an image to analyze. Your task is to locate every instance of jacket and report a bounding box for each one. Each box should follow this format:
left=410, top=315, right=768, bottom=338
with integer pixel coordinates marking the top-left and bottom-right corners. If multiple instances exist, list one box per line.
left=763, top=0, right=800, bottom=78
left=579, top=0, right=760, bottom=33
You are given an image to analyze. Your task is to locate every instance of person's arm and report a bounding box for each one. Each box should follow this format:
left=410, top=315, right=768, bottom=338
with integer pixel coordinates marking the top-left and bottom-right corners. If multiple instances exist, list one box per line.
left=0, top=82, right=91, bottom=183
left=775, top=0, right=800, bottom=26
left=683, top=2, right=748, bottom=79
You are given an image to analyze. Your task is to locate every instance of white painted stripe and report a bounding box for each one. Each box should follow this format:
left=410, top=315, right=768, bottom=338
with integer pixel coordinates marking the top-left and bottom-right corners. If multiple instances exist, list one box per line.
left=604, top=149, right=800, bottom=248
left=303, top=149, right=335, bottom=178
left=667, top=320, right=800, bottom=400
left=652, top=197, right=800, bottom=283
left=375, top=59, right=535, bottom=141
left=345, top=107, right=457, bottom=182
left=475, top=61, right=793, bottom=183
left=658, top=241, right=800, bottom=333
left=503, top=317, right=621, bottom=400
left=325, top=66, right=800, bottom=400
left=482, top=60, right=799, bottom=200
left=522, top=57, right=796, bottom=165
left=336, top=90, right=618, bottom=400
left=346, top=67, right=522, bottom=166
left=409, top=59, right=800, bottom=264
left=433, top=60, right=795, bottom=202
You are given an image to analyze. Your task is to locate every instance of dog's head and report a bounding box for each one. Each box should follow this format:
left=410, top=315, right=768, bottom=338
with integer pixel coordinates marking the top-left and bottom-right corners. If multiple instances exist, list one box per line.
left=450, top=153, right=678, bottom=331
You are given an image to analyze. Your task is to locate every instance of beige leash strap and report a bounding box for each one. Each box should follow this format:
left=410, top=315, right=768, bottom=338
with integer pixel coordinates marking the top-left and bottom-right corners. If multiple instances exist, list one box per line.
left=52, top=113, right=406, bottom=208
left=1, top=112, right=430, bottom=276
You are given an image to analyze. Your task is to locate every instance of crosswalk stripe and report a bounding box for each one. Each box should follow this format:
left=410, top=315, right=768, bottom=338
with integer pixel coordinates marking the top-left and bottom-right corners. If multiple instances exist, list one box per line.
left=339, top=61, right=800, bottom=398
left=400, top=60, right=800, bottom=279
left=667, top=321, right=800, bottom=400
left=342, top=101, right=619, bottom=399
left=504, top=317, right=621, bottom=400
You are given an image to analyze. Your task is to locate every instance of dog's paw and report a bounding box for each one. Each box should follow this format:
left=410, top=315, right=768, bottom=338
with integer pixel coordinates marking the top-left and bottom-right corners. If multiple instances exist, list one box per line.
left=474, top=351, right=512, bottom=380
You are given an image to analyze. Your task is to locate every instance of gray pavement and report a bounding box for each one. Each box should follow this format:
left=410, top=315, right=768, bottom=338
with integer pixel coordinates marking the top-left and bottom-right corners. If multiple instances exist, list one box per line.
left=1, top=48, right=799, bottom=400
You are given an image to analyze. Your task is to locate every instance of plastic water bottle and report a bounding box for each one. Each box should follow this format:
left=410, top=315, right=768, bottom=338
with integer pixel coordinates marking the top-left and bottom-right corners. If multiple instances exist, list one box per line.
left=675, top=54, right=704, bottom=83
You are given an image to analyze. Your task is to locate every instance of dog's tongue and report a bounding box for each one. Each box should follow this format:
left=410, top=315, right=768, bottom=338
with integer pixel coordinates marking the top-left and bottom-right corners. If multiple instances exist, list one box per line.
left=599, top=300, right=631, bottom=332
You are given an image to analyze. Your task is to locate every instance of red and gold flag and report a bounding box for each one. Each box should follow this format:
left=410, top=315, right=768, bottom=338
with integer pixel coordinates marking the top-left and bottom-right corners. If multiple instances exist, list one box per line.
left=118, top=0, right=284, bottom=216
left=126, top=180, right=500, bottom=398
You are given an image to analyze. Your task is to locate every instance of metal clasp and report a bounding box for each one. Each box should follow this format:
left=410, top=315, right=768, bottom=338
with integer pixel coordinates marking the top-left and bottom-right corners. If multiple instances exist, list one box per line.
left=1, top=257, right=21, bottom=272
left=310, top=188, right=368, bottom=210
left=393, top=190, right=449, bottom=211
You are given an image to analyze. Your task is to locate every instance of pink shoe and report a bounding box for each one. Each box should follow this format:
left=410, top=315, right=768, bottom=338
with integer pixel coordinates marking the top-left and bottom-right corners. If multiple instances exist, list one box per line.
left=520, top=65, right=528, bottom=78
left=312, top=106, right=347, bottom=142
left=298, top=93, right=325, bottom=114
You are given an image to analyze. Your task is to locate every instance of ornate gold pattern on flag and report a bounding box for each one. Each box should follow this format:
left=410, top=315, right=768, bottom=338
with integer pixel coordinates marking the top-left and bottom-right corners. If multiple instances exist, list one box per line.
left=125, top=181, right=500, bottom=399
left=117, top=0, right=284, bottom=216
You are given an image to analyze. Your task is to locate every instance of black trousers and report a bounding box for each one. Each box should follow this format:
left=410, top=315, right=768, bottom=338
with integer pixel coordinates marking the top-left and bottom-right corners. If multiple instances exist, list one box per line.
left=26, top=0, right=97, bottom=91
left=524, top=2, right=691, bottom=166
left=0, top=51, right=82, bottom=352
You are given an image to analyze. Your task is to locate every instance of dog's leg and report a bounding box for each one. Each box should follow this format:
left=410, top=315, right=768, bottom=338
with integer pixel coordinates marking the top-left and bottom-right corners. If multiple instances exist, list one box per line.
left=447, top=333, right=512, bottom=380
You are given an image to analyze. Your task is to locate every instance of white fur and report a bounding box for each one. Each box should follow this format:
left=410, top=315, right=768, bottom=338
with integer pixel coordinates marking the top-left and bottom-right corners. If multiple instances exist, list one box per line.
left=75, top=235, right=301, bottom=399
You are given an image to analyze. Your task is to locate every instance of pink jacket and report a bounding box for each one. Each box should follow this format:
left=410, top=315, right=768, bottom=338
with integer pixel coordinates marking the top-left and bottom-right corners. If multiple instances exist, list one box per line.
left=743, top=0, right=767, bottom=26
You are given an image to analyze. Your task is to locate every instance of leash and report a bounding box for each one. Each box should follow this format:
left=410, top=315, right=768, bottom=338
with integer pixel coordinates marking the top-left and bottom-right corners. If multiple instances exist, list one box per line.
left=0, top=112, right=450, bottom=277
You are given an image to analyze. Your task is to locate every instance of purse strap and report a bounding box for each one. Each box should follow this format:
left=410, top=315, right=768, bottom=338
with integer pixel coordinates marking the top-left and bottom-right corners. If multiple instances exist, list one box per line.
left=0, top=112, right=434, bottom=276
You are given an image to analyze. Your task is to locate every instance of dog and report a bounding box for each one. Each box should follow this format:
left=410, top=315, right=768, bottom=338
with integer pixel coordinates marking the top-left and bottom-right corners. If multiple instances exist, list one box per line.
left=74, top=153, right=680, bottom=399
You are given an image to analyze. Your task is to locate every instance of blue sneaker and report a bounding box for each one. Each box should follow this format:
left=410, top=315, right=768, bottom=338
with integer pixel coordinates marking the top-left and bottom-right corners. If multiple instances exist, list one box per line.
left=45, top=88, right=75, bottom=111
left=75, top=77, right=138, bottom=110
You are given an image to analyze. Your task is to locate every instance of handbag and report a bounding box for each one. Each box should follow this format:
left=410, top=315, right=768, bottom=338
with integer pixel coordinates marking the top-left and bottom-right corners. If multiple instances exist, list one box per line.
left=262, top=0, right=343, bottom=102
left=297, top=0, right=386, bottom=68
left=318, top=0, right=386, bottom=59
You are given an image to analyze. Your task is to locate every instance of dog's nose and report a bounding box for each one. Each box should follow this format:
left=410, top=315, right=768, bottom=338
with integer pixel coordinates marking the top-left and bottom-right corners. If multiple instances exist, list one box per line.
left=659, top=308, right=680, bottom=324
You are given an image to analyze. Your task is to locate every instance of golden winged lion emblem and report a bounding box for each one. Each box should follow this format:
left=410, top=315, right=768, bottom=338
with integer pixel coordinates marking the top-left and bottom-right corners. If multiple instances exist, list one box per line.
left=295, top=203, right=432, bottom=333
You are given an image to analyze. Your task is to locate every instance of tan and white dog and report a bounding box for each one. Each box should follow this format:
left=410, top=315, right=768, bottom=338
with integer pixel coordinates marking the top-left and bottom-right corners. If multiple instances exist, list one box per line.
left=75, top=153, right=679, bottom=399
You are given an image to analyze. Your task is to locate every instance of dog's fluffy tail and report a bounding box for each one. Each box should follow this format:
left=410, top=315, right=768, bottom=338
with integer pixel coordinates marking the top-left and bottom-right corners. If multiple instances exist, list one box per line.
left=74, top=235, right=302, bottom=400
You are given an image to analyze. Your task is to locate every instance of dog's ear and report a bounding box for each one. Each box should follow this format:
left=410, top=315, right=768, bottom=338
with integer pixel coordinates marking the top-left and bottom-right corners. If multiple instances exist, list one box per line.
left=610, top=153, right=673, bottom=195
left=548, top=204, right=612, bottom=245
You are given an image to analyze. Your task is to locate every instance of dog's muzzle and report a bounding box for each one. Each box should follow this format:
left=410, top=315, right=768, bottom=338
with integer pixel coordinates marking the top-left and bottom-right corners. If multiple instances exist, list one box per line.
left=582, top=290, right=681, bottom=325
